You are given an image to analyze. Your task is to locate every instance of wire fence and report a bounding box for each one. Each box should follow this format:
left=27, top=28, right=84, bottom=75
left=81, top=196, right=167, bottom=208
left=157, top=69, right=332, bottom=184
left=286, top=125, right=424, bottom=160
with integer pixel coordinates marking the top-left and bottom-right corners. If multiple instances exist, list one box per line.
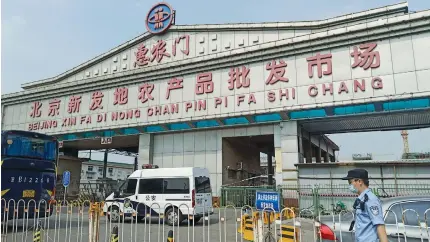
left=55, top=179, right=122, bottom=203
left=221, top=183, right=430, bottom=214
left=1, top=198, right=429, bottom=242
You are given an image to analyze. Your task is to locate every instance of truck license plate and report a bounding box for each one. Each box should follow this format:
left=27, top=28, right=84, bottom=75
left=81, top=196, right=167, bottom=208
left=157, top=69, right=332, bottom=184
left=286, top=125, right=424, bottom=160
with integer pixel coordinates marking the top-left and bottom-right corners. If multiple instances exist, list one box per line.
left=23, top=190, right=35, bottom=198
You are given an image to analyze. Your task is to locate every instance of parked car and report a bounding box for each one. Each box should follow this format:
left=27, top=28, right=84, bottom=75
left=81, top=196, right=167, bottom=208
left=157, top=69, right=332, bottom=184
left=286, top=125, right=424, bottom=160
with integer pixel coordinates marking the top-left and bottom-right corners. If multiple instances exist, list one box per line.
left=316, top=195, right=430, bottom=242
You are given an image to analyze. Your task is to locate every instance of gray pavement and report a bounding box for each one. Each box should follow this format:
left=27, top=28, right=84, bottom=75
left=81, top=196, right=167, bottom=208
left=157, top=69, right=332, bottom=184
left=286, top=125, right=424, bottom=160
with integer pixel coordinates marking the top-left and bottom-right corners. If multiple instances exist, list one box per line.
left=1, top=208, right=316, bottom=241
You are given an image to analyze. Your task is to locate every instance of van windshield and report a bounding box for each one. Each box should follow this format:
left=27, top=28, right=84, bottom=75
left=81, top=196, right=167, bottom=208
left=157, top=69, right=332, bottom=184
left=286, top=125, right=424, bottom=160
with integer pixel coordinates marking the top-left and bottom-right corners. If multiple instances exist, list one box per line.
left=195, top=176, right=212, bottom=193
left=119, top=178, right=137, bottom=195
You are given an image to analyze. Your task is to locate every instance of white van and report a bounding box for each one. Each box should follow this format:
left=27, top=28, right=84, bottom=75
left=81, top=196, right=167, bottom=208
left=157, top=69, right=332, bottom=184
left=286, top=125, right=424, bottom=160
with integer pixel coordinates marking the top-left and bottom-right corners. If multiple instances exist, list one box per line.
left=103, top=166, right=213, bottom=225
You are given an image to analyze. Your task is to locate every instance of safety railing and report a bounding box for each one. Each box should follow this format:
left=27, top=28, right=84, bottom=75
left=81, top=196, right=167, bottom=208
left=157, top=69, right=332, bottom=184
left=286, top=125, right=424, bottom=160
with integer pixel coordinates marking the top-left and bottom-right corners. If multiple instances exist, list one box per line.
left=1, top=198, right=429, bottom=241
left=221, top=183, right=430, bottom=211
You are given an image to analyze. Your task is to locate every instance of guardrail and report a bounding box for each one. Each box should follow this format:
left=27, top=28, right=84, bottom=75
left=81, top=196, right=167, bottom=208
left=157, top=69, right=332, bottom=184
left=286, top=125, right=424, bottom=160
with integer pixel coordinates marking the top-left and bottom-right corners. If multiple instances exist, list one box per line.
left=221, top=183, right=430, bottom=210
left=1, top=199, right=429, bottom=241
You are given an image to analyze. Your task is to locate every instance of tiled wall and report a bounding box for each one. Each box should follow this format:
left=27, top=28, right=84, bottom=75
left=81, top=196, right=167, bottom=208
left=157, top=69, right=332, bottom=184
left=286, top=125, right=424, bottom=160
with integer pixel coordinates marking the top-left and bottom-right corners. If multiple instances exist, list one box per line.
left=152, top=125, right=275, bottom=196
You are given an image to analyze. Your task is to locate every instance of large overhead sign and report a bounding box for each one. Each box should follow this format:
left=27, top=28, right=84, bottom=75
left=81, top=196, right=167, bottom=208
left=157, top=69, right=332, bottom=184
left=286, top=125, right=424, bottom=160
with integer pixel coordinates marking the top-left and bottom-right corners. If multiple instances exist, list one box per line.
left=3, top=31, right=429, bottom=135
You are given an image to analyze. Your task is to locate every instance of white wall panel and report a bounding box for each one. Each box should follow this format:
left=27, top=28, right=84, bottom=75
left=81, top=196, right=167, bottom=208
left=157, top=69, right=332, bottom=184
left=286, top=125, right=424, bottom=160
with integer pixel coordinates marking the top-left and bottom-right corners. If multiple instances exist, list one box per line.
left=391, top=36, right=415, bottom=74
left=152, top=125, right=275, bottom=196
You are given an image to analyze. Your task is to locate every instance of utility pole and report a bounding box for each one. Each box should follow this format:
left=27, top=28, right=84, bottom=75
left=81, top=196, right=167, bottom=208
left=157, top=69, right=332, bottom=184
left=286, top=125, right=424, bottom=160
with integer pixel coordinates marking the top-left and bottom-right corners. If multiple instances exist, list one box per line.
left=103, top=149, right=108, bottom=178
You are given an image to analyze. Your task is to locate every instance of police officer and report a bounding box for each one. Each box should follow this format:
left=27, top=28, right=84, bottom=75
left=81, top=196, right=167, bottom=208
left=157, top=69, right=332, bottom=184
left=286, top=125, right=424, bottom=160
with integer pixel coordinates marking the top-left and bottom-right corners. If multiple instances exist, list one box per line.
left=342, top=169, right=388, bottom=242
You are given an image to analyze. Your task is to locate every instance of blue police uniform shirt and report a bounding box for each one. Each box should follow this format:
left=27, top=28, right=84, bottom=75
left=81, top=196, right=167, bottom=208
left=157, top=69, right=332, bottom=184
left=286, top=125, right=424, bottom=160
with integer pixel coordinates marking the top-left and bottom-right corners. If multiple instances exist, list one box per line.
left=354, top=188, right=385, bottom=242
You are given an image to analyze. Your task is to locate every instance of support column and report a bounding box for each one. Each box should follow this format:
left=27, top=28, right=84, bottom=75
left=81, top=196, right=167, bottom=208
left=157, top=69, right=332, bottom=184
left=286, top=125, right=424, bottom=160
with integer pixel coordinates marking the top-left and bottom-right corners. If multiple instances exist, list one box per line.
left=297, top=126, right=304, bottom=163
left=1, top=105, right=5, bottom=130
left=274, top=121, right=300, bottom=187
left=267, top=152, right=273, bottom=186
left=304, top=141, right=312, bottom=163
left=308, top=133, right=312, bottom=163
left=324, top=151, right=330, bottom=163
left=134, top=156, right=138, bottom=171
left=316, top=136, right=322, bottom=163
left=138, top=133, right=154, bottom=169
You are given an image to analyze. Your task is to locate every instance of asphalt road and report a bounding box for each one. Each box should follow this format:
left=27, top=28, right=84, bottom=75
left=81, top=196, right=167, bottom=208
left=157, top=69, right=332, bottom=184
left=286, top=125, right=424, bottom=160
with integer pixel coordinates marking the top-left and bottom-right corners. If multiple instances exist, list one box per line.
left=1, top=208, right=316, bottom=242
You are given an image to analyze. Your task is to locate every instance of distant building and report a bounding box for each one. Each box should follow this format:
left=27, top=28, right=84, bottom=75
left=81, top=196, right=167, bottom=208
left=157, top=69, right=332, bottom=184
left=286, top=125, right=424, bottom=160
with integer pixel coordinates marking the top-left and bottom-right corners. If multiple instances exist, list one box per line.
left=352, top=153, right=373, bottom=161
left=402, top=152, right=430, bottom=160
left=260, top=153, right=276, bottom=176
left=56, top=155, right=88, bottom=198
left=80, top=160, right=134, bottom=182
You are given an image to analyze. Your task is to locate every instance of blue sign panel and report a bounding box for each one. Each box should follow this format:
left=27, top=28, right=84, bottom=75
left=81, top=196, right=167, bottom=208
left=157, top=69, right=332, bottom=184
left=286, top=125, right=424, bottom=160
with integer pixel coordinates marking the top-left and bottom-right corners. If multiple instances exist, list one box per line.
left=255, top=191, right=280, bottom=212
left=62, top=171, right=71, bottom=188
left=145, top=3, right=175, bottom=34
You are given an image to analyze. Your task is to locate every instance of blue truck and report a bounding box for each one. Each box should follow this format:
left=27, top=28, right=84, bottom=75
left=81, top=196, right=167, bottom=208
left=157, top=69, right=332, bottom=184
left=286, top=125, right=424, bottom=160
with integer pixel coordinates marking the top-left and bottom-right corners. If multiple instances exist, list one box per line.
left=1, top=130, right=59, bottom=220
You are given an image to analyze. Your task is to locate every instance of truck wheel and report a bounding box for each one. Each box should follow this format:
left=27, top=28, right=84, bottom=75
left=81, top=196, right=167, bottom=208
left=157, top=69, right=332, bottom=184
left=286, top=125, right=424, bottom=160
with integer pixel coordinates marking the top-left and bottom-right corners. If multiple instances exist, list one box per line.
left=165, top=207, right=182, bottom=226
left=108, top=206, right=121, bottom=223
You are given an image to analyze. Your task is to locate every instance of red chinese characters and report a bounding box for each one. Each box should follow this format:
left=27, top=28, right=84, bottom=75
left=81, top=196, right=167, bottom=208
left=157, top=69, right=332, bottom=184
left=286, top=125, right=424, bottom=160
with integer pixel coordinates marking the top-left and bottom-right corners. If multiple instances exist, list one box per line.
left=30, top=101, right=42, bottom=118
left=351, top=43, right=380, bottom=70
left=166, top=78, right=183, bottom=99
left=48, top=99, right=61, bottom=117
left=113, top=87, right=128, bottom=105
left=138, top=83, right=155, bottom=104
left=266, top=60, right=289, bottom=85
left=68, top=96, right=82, bottom=114
left=307, top=53, right=332, bottom=78
left=90, top=91, right=104, bottom=110
left=195, top=72, right=214, bottom=95
left=30, top=40, right=388, bottom=121
left=151, top=40, right=171, bottom=63
left=134, top=44, right=150, bottom=67
left=173, top=35, right=190, bottom=56
left=228, top=66, right=250, bottom=90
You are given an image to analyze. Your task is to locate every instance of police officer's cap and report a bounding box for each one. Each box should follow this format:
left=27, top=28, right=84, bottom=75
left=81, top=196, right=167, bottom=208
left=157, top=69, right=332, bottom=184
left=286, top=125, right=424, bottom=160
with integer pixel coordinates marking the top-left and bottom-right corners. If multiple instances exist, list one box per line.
left=342, top=168, right=368, bottom=180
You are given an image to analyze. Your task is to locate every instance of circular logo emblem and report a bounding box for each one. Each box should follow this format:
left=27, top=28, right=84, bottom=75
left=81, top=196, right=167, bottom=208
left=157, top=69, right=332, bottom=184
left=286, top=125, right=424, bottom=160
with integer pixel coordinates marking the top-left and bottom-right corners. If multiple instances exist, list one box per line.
left=146, top=2, right=174, bottom=34
left=124, top=199, right=131, bottom=208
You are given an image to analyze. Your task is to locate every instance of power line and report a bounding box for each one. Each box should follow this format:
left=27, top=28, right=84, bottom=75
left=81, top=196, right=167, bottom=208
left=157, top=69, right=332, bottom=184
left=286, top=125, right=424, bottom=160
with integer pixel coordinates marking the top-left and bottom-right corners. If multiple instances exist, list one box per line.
left=80, top=149, right=138, bottom=157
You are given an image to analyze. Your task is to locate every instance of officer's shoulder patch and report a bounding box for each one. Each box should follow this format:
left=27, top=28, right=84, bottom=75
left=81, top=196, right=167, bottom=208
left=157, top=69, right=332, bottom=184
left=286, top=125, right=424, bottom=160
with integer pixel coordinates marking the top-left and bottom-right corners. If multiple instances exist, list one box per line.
left=369, top=206, right=379, bottom=216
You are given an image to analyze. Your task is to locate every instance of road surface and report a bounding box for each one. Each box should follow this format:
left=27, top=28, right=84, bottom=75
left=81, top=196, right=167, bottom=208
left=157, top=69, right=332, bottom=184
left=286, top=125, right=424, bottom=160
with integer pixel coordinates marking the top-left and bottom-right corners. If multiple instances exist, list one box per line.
left=1, top=208, right=315, bottom=241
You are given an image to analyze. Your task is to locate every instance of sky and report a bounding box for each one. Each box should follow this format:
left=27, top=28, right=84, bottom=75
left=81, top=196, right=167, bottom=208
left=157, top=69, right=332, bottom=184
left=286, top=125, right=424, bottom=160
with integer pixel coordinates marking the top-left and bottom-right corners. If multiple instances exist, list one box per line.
left=2, top=0, right=430, bottom=162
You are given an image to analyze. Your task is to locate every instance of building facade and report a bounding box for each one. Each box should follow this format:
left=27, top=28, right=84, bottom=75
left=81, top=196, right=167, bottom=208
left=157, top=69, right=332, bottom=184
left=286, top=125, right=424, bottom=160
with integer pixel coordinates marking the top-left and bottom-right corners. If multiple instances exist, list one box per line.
left=2, top=2, right=430, bottom=196
left=80, top=160, right=134, bottom=182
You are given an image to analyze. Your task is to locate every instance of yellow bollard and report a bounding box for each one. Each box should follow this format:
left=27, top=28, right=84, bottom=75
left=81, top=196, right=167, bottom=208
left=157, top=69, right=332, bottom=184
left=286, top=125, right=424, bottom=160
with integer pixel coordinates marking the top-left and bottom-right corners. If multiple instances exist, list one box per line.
left=237, top=214, right=249, bottom=234
left=242, top=212, right=259, bottom=241
left=33, top=223, right=42, bottom=242
left=263, top=211, right=276, bottom=224
left=276, top=208, right=295, bottom=220
left=110, top=226, right=119, bottom=242
left=278, top=225, right=300, bottom=242
left=167, top=230, right=174, bottom=242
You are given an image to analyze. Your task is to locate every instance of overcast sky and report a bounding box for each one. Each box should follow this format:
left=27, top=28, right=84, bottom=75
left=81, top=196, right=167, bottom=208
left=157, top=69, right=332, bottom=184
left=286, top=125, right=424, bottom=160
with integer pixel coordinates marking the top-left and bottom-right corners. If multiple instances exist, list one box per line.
left=2, top=0, right=429, bottom=162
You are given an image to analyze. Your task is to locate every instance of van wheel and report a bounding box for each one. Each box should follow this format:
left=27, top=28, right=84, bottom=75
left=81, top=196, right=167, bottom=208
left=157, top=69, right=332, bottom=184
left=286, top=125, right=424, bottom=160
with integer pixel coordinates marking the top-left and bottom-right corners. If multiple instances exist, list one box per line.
left=108, top=206, right=121, bottom=223
left=165, top=207, right=182, bottom=226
